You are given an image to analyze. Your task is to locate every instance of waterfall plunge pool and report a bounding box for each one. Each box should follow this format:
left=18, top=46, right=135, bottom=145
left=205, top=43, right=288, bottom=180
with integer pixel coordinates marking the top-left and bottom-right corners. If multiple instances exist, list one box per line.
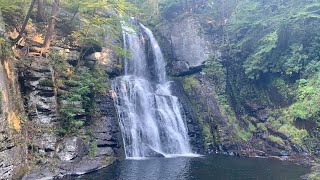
left=66, top=154, right=310, bottom=180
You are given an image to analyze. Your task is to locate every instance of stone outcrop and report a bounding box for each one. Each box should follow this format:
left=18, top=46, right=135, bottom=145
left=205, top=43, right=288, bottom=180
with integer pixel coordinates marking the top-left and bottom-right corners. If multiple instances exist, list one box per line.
left=157, top=16, right=221, bottom=76
left=84, top=47, right=121, bottom=77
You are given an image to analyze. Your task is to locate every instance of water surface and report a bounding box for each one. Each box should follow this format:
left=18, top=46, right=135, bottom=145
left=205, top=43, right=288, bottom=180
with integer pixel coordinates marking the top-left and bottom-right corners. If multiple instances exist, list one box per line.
left=72, top=155, right=309, bottom=180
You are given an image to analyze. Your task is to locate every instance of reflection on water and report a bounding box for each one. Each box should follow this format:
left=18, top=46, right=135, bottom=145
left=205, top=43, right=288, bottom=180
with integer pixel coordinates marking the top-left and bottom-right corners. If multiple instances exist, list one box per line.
left=67, top=155, right=309, bottom=180
left=74, top=157, right=191, bottom=180
left=117, top=157, right=191, bottom=180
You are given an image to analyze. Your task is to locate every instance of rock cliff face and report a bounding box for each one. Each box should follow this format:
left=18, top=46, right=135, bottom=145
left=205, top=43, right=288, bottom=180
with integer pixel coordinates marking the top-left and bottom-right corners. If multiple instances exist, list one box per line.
left=19, top=51, right=124, bottom=179
left=0, top=53, right=25, bottom=179
left=157, top=16, right=221, bottom=76
left=0, top=10, right=124, bottom=178
left=156, top=14, right=231, bottom=152
left=156, top=12, right=313, bottom=159
left=0, top=11, right=26, bottom=179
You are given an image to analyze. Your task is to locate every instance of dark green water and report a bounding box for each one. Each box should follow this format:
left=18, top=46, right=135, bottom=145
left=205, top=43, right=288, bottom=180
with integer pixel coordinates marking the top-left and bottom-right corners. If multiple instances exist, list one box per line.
left=68, top=155, right=309, bottom=180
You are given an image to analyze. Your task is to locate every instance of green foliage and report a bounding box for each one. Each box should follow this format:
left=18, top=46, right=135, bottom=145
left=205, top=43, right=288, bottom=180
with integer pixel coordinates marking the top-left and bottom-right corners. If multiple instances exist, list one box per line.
left=128, top=0, right=162, bottom=24
left=217, top=94, right=238, bottom=130
left=238, top=129, right=252, bottom=142
left=181, top=76, right=199, bottom=92
left=204, top=59, right=225, bottom=78
left=65, top=0, right=136, bottom=43
left=202, top=123, right=214, bottom=146
left=0, top=37, right=12, bottom=59
left=49, top=51, right=108, bottom=135
left=288, top=74, right=320, bottom=122
left=0, top=0, right=28, bottom=29
left=58, top=0, right=138, bottom=60
left=230, top=0, right=320, bottom=80
left=39, top=79, right=54, bottom=87
left=243, top=31, right=278, bottom=79
left=0, top=38, right=5, bottom=45
left=0, top=0, right=26, bottom=13
left=283, top=44, right=308, bottom=76
left=271, top=77, right=292, bottom=101
left=248, top=123, right=256, bottom=132
left=204, top=59, right=226, bottom=94
left=58, top=66, right=108, bottom=135
left=257, top=123, right=267, bottom=131
left=221, top=0, right=320, bottom=149
left=88, top=140, right=97, bottom=157
left=157, top=0, right=320, bottom=151
left=235, top=116, right=257, bottom=142
left=268, top=135, right=285, bottom=146
left=278, top=124, right=308, bottom=145
left=308, top=173, right=320, bottom=180
left=267, top=108, right=309, bottom=145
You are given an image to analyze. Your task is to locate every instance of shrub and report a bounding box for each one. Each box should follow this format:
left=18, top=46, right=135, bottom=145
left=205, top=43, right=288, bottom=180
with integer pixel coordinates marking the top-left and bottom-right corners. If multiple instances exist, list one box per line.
left=268, top=135, right=285, bottom=146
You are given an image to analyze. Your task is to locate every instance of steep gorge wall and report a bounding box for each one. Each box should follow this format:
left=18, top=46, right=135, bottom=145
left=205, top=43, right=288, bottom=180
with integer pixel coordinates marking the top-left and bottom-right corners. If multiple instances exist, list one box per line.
left=0, top=11, right=124, bottom=179
left=20, top=50, right=124, bottom=179
left=155, top=11, right=315, bottom=160
left=0, top=11, right=26, bottom=179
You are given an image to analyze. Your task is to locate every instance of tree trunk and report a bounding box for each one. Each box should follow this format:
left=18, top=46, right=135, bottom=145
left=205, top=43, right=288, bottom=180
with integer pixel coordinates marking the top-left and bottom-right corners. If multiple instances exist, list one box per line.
left=13, top=0, right=37, bottom=44
left=42, top=0, right=60, bottom=52
left=36, top=0, right=45, bottom=22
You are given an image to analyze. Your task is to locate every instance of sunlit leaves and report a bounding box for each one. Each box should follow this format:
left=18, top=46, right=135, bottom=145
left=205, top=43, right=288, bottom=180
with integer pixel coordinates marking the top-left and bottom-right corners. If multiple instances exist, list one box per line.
left=65, top=0, right=136, bottom=49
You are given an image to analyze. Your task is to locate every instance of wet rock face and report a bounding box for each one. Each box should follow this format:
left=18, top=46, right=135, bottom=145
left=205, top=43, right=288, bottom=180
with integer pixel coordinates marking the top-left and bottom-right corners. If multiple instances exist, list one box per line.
left=94, top=93, right=124, bottom=158
left=24, top=58, right=58, bottom=124
left=0, top=120, right=22, bottom=179
left=170, top=17, right=210, bottom=67
left=22, top=92, right=124, bottom=180
left=157, top=16, right=221, bottom=76
left=170, top=80, right=205, bottom=153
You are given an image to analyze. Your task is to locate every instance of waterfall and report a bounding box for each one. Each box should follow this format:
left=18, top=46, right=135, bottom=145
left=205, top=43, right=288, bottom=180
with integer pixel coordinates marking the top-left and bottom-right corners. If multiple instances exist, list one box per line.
left=112, top=21, right=193, bottom=159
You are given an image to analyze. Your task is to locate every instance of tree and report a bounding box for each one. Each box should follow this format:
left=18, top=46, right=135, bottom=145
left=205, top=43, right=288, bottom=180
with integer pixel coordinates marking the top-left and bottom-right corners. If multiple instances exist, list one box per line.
left=42, top=0, right=60, bottom=52
left=36, top=0, right=45, bottom=22
left=13, top=0, right=36, bottom=44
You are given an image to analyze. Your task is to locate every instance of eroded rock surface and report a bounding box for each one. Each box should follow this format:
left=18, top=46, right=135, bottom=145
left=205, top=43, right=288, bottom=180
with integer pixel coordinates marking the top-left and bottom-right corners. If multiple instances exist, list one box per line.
left=157, top=16, right=221, bottom=76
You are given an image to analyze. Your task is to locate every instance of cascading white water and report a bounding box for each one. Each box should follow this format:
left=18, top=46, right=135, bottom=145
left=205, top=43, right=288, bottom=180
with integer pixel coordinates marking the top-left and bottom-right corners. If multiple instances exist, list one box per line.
left=112, top=21, right=193, bottom=158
